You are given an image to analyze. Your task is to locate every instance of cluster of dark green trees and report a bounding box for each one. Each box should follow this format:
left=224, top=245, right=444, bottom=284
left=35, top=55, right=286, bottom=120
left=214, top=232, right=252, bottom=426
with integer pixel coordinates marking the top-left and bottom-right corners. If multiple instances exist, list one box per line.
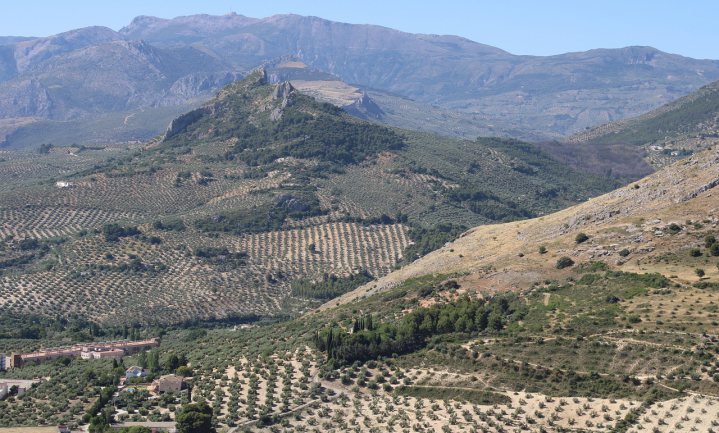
left=88, top=256, right=167, bottom=274
left=0, top=236, right=63, bottom=272
left=88, top=391, right=204, bottom=433
left=194, top=190, right=324, bottom=235
left=401, top=224, right=466, bottom=264
left=85, top=386, right=117, bottom=432
left=291, top=270, right=374, bottom=300
left=176, top=401, right=215, bottom=433
left=192, top=247, right=248, bottom=269
left=0, top=313, right=106, bottom=340
left=448, top=186, right=532, bottom=221
left=101, top=224, right=141, bottom=242
left=340, top=212, right=409, bottom=226
left=37, top=143, right=54, bottom=154
left=135, top=350, right=188, bottom=376
left=152, top=218, right=186, bottom=231
left=314, top=294, right=525, bottom=365
left=234, top=102, right=405, bottom=166
left=689, top=234, right=719, bottom=259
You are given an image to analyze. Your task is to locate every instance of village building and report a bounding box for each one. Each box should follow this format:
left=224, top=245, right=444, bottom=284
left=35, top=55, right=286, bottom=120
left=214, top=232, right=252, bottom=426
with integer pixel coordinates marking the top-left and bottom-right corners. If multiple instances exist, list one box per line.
left=80, top=348, right=125, bottom=360
left=150, top=374, right=184, bottom=394
left=22, top=348, right=83, bottom=365
left=0, top=378, right=40, bottom=399
left=125, top=365, right=148, bottom=378
left=6, top=338, right=159, bottom=369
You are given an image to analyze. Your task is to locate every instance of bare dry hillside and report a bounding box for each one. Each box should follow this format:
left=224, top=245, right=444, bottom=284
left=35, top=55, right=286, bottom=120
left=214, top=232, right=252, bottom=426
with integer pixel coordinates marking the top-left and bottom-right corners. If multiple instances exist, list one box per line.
left=330, top=146, right=719, bottom=309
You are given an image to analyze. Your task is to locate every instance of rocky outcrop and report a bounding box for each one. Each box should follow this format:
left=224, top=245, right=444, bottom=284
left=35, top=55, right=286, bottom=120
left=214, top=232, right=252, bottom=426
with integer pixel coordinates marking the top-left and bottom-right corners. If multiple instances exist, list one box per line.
left=0, top=78, right=53, bottom=118
left=270, top=81, right=295, bottom=120
left=344, top=91, right=384, bottom=120
left=163, top=106, right=211, bottom=140
left=272, top=81, right=294, bottom=101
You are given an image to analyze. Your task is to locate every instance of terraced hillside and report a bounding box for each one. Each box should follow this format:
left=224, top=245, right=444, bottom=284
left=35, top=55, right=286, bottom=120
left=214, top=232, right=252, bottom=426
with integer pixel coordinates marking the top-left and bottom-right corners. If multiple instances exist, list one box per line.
left=0, top=70, right=615, bottom=327
left=3, top=138, right=719, bottom=432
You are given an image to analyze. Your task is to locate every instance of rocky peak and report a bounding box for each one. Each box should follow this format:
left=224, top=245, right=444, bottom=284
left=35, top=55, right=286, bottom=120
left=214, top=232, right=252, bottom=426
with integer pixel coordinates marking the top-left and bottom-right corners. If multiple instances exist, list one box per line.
left=270, top=81, right=296, bottom=120
left=344, top=91, right=384, bottom=120
left=273, top=81, right=295, bottom=101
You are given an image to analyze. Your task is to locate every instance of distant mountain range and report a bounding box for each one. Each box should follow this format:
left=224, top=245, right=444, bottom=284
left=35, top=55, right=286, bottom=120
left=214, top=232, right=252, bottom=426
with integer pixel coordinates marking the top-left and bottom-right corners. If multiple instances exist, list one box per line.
left=1, top=13, right=719, bottom=147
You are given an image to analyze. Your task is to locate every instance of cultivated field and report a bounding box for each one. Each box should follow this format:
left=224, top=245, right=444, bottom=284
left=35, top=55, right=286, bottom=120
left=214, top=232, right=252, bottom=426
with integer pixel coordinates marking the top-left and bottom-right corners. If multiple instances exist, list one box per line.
left=0, top=220, right=410, bottom=325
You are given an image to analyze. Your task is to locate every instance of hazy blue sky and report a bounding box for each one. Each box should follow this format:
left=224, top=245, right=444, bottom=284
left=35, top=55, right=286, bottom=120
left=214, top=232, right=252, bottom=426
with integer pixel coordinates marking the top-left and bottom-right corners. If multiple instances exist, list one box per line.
left=2, top=0, right=718, bottom=59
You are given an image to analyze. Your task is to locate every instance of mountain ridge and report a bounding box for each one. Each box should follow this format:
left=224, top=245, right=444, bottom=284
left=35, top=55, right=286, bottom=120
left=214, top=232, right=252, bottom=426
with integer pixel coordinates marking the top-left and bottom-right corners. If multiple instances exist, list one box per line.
left=1, top=13, right=718, bottom=147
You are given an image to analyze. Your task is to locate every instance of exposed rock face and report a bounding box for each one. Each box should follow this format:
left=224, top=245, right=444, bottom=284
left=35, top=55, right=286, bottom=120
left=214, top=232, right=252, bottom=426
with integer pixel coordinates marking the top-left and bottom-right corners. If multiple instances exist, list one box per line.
left=0, top=28, right=228, bottom=121
left=273, top=81, right=295, bottom=102
left=270, top=81, right=295, bottom=120
left=344, top=91, right=384, bottom=120
left=163, top=106, right=211, bottom=140
left=0, top=79, right=53, bottom=117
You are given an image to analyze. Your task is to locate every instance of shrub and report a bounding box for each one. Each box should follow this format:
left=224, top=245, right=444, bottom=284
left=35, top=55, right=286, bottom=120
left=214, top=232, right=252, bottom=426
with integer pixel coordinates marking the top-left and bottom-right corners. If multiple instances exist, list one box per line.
left=556, top=257, right=575, bottom=269
left=575, top=233, right=589, bottom=244
left=666, top=223, right=682, bottom=234
left=618, top=249, right=630, bottom=257
left=696, top=268, right=706, bottom=277
left=690, top=248, right=703, bottom=257
left=538, top=245, right=547, bottom=254
left=706, top=235, right=717, bottom=248
left=18, top=238, right=41, bottom=250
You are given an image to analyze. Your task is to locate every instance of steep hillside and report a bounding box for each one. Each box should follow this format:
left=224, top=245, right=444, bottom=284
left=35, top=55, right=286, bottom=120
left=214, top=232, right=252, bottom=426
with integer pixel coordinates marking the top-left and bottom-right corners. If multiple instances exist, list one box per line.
left=2, top=14, right=719, bottom=146
left=0, top=72, right=614, bottom=327
left=567, top=79, right=719, bottom=168
left=331, top=145, right=719, bottom=308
